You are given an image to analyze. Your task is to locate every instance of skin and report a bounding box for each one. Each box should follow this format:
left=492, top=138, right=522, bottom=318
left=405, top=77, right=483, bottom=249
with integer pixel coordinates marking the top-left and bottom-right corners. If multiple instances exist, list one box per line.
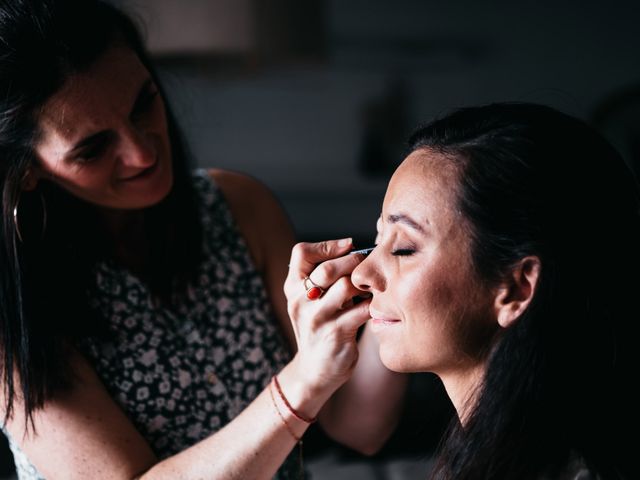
left=3, top=45, right=407, bottom=479
left=32, top=47, right=173, bottom=213
left=352, top=149, right=501, bottom=418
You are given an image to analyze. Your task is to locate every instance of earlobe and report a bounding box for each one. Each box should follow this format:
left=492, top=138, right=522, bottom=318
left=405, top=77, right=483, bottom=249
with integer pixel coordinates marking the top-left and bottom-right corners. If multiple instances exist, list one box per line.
left=21, top=168, right=40, bottom=191
left=494, top=256, right=541, bottom=329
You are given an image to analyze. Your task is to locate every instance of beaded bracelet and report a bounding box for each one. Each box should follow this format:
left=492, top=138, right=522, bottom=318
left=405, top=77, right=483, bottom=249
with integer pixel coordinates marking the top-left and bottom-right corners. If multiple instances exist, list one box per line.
left=272, top=375, right=317, bottom=424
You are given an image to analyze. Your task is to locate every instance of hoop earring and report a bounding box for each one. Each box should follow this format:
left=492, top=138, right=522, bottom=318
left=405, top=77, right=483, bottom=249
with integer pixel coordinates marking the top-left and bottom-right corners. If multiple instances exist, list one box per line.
left=13, top=192, right=47, bottom=243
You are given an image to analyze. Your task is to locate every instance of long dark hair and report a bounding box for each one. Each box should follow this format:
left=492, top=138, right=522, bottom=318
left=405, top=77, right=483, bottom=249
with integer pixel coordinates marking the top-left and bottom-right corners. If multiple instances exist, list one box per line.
left=409, top=103, right=638, bottom=479
left=0, top=0, right=202, bottom=425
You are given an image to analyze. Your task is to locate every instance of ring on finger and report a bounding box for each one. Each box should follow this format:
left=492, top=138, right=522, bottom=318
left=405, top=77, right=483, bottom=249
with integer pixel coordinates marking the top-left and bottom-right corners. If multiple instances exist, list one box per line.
left=303, top=276, right=325, bottom=300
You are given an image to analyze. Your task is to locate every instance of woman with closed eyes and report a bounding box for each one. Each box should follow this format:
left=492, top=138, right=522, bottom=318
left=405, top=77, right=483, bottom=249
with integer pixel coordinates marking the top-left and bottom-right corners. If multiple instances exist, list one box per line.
left=293, top=102, right=638, bottom=479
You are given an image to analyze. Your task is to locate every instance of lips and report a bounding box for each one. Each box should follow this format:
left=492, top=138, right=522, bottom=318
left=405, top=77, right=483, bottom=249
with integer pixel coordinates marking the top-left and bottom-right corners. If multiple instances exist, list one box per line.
left=369, top=306, right=401, bottom=324
left=121, top=158, right=159, bottom=182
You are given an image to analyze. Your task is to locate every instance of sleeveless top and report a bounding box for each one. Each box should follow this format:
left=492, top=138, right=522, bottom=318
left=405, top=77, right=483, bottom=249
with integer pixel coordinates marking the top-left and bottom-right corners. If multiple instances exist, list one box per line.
left=5, top=171, right=301, bottom=479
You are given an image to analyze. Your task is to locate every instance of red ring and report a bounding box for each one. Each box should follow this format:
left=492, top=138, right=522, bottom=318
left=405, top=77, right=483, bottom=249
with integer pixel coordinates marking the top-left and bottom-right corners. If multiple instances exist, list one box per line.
left=306, top=286, right=323, bottom=300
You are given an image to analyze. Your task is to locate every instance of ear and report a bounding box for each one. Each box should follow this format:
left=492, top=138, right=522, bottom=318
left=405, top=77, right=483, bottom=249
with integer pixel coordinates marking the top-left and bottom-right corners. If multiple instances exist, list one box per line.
left=493, top=256, right=541, bottom=329
left=21, top=168, right=40, bottom=191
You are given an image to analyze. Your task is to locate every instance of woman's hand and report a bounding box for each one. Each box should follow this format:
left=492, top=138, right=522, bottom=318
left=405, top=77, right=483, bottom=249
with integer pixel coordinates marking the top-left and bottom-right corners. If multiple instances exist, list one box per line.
left=284, top=238, right=371, bottom=396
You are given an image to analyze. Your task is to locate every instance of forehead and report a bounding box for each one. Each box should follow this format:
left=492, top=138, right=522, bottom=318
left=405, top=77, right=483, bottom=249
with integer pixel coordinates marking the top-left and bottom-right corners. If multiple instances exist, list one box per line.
left=37, top=46, right=148, bottom=146
left=383, top=148, right=461, bottom=228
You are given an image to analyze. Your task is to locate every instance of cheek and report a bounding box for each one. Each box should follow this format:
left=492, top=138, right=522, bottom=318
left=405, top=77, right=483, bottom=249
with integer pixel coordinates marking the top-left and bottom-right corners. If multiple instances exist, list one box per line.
left=153, top=111, right=172, bottom=156
left=403, top=264, right=485, bottom=346
left=424, top=275, right=497, bottom=363
left=399, top=263, right=457, bottom=319
left=153, top=103, right=170, bottom=135
left=38, top=158, right=114, bottom=198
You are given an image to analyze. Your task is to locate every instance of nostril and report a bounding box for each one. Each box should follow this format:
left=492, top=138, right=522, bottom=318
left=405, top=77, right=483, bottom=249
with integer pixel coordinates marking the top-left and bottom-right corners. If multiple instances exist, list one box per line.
left=352, top=255, right=385, bottom=293
left=350, top=275, right=371, bottom=292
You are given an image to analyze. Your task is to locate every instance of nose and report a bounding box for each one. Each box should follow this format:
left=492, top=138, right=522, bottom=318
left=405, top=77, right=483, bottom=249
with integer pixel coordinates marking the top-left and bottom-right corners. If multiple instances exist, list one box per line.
left=118, top=124, right=156, bottom=168
left=352, top=252, right=385, bottom=293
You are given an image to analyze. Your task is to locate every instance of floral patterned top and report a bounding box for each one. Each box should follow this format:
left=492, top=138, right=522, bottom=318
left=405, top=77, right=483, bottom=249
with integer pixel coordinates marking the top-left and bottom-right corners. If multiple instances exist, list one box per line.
left=5, top=170, right=300, bottom=479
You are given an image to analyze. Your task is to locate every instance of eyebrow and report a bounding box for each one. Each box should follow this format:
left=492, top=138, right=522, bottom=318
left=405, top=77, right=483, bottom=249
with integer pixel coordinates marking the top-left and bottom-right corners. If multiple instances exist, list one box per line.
left=387, top=213, right=427, bottom=233
left=67, top=78, right=154, bottom=157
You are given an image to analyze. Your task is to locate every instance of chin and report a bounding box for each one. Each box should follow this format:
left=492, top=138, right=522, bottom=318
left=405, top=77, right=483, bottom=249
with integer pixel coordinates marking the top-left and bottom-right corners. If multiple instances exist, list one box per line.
left=136, top=164, right=174, bottom=208
left=379, top=345, right=416, bottom=373
left=150, top=172, right=174, bottom=205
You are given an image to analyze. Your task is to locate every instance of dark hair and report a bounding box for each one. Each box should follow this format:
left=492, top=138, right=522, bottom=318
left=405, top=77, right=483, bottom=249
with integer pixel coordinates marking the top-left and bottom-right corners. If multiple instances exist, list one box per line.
left=0, top=0, right=202, bottom=425
left=409, top=102, right=639, bottom=479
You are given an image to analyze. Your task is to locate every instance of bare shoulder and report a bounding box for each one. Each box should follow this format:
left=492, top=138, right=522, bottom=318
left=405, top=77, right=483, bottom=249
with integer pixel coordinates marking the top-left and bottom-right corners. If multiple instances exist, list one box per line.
left=208, top=168, right=296, bottom=348
left=209, top=168, right=273, bottom=206
left=207, top=168, right=294, bottom=270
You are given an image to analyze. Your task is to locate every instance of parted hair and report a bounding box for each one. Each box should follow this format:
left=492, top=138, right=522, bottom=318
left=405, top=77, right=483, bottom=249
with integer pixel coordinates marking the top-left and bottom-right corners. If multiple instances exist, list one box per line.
left=0, top=0, right=202, bottom=425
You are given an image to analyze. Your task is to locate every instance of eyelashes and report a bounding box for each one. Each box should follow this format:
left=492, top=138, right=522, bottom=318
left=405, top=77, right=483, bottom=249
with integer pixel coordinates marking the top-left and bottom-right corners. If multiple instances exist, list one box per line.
left=374, top=232, right=417, bottom=257
left=391, top=248, right=415, bottom=256
left=372, top=240, right=416, bottom=257
left=74, top=133, right=113, bottom=164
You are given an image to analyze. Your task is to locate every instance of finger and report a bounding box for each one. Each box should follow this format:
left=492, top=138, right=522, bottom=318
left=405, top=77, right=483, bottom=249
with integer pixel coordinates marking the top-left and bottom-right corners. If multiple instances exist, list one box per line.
left=285, top=239, right=362, bottom=297
left=335, top=298, right=371, bottom=334
left=305, top=277, right=363, bottom=328
left=341, top=291, right=373, bottom=310
left=306, top=253, right=366, bottom=291
left=288, top=238, right=353, bottom=277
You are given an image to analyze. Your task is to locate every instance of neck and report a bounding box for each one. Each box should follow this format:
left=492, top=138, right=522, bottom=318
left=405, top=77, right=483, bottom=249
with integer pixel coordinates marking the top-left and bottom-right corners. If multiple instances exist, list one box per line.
left=99, top=208, right=149, bottom=272
left=440, top=362, right=486, bottom=426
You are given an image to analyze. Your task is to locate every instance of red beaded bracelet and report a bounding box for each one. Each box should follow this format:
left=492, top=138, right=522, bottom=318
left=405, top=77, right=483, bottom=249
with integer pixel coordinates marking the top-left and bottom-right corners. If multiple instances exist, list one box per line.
left=272, top=375, right=317, bottom=424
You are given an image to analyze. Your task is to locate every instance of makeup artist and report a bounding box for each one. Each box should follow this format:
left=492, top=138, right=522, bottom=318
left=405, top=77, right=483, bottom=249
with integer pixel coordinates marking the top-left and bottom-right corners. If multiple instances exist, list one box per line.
left=0, top=1, right=406, bottom=479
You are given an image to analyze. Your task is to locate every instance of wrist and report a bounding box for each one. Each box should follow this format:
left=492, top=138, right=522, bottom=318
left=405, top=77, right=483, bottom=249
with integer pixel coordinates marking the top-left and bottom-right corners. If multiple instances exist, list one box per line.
left=276, top=357, right=339, bottom=420
left=272, top=375, right=317, bottom=423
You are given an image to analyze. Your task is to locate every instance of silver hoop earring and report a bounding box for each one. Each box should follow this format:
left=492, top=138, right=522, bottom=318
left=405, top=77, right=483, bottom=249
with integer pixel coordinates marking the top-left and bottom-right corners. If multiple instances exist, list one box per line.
left=13, top=192, right=47, bottom=243
left=12, top=202, right=22, bottom=242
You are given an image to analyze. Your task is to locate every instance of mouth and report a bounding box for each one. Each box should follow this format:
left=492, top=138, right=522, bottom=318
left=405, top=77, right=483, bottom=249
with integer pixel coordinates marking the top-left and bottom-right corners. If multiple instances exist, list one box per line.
left=369, top=306, right=401, bottom=325
left=120, top=158, right=159, bottom=182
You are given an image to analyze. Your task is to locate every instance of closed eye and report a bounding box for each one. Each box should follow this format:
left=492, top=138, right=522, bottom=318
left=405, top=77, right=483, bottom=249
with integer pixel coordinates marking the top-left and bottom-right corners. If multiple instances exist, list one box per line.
left=392, top=248, right=415, bottom=256
left=73, top=131, right=113, bottom=163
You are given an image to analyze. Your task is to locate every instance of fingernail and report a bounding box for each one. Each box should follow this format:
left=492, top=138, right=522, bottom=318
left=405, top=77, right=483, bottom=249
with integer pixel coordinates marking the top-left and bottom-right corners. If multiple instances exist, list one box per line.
left=338, top=238, right=352, bottom=248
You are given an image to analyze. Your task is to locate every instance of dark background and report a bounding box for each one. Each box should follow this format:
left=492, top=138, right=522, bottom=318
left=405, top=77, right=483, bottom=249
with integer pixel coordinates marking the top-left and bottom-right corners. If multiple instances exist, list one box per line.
left=144, top=0, right=640, bottom=245
left=3, top=0, right=640, bottom=477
